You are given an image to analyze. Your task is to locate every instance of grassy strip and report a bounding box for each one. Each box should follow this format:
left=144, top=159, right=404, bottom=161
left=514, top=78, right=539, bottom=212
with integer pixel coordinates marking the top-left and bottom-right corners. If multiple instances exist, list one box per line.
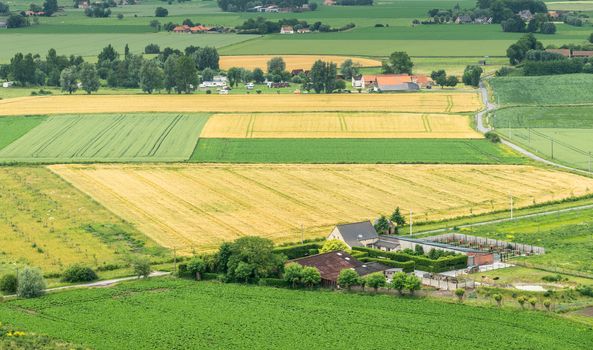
left=0, top=116, right=46, bottom=151
left=190, top=138, right=526, bottom=164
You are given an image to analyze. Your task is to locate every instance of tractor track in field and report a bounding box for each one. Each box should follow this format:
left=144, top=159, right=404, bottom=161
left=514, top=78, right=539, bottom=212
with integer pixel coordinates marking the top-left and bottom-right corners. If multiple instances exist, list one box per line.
left=476, top=81, right=592, bottom=176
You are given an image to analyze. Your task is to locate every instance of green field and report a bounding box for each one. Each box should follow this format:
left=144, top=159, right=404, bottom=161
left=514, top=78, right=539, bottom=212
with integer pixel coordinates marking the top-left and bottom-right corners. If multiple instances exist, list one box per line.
left=191, top=138, right=526, bottom=164
left=0, top=116, right=46, bottom=150
left=0, top=113, right=209, bottom=163
left=490, top=74, right=593, bottom=106
left=1, top=278, right=592, bottom=349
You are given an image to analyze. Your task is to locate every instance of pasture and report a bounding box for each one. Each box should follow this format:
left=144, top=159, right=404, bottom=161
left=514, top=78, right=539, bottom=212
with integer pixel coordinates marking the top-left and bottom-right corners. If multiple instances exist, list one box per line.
left=191, top=138, right=524, bottom=164
left=0, top=93, right=483, bottom=115
left=2, top=278, right=592, bottom=349
left=200, top=113, right=481, bottom=139
left=219, top=55, right=381, bottom=71
left=0, top=167, right=165, bottom=275
left=0, top=113, right=208, bottom=163
left=50, top=163, right=593, bottom=253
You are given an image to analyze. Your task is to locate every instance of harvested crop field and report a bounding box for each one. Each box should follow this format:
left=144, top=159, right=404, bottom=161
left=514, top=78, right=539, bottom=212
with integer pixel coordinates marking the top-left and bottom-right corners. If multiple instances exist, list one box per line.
left=50, top=164, right=593, bottom=253
left=0, top=93, right=482, bottom=116
left=0, top=113, right=208, bottom=163
left=219, top=55, right=381, bottom=71
left=200, top=113, right=481, bottom=139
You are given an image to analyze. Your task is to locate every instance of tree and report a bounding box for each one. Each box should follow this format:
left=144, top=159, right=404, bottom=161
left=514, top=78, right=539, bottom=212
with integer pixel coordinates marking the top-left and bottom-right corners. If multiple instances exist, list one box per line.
left=175, top=55, right=198, bottom=93
left=365, top=272, right=386, bottom=292
left=390, top=272, right=407, bottom=295
left=462, top=65, right=483, bottom=87
left=124, top=44, right=130, bottom=58
left=445, top=75, right=458, bottom=88
left=431, top=69, right=447, bottom=88
left=383, top=51, right=413, bottom=74
left=60, top=67, right=78, bottom=94
left=501, top=15, right=525, bottom=33
left=301, top=266, right=321, bottom=288
left=227, top=67, right=243, bottom=87
left=98, top=44, right=118, bottom=63
left=155, top=7, right=168, bottom=17
left=10, top=53, right=35, bottom=85
left=390, top=207, right=406, bottom=231
left=43, top=0, right=58, bottom=16
left=6, top=14, right=30, bottom=28
left=337, top=269, right=359, bottom=291
left=543, top=299, right=551, bottom=311
left=17, top=267, right=46, bottom=298
left=319, top=239, right=349, bottom=253
left=283, top=263, right=303, bottom=288
left=405, top=274, right=421, bottom=295
left=528, top=297, right=537, bottom=309
left=454, top=288, right=465, bottom=302
left=78, top=63, right=100, bottom=94
left=339, top=59, right=361, bottom=80
left=61, top=265, right=98, bottom=283
left=493, top=293, right=503, bottom=307
left=145, top=44, right=160, bottom=54
left=195, top=47, right=220, bottom=70
left=139, top=60, right=164, bottom=94
left=0, top=2, right=9, bottom=15
left=589, top=32, right=593, bottom=44
left=187, top=257, right=206, bottom=280
left=131, top=257, right=151, bottom=279
left=414, top=245, right=424, bottom=256
left=374, top=215, right=389, bottom=234
left=149, top=19, right=161, bottom=32
left=252, top=67, right=265, bottom=83
left=308, top=60, right=337, bottom=94
left=517, top=295, right=527, bottom=309
left=163, top=54, right=178, bottom=93
left=267, top=57, right=286, bottom=75
left=0, top=274, right=18, bottom=294
left=540, top=22, right=556, bottom=35
left=224, top=236, right=286, bottom=283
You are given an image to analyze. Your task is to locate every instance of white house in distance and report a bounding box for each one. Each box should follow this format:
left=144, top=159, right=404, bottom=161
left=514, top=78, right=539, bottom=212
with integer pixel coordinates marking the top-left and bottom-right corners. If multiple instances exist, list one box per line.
left=199, top=75, right=228, bottom=88
left=280, top=26, right=294, bottom=34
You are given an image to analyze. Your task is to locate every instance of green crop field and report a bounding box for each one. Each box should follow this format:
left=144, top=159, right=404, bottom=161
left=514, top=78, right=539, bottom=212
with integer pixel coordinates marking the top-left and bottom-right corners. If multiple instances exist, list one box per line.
left=191, top=138, right=526, bottom=164
left=0, top=113, right=209, bottom=163
left=1, top=278, right=591, bottom=349
left=490, top=74, right=593, bottom=106
left=0, top=116, right=46, bottom=150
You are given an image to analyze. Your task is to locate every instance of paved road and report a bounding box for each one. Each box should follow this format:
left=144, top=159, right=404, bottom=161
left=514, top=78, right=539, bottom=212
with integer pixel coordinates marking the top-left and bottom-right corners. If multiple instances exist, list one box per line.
left=476, top=81, right=592, bottom=175
left=2, top=271, right=170, bottom=299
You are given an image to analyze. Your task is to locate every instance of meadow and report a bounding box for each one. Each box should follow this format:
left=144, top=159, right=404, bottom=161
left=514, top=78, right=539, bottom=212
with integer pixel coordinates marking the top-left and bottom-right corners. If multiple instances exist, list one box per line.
left=192, top=138, right=524, bottom=164
left=219, top=55, right=381, bottom=71
left=49, top=163, right=593, bottom=253
left=0, top=93, right=483, bottom=115
left=1, top=278, right=592, bottom=349
left=0, top=113, right=209, bottom=163
left=0, top=167, right=166, bottom=275
left=200, top=112, right=481, bottom=139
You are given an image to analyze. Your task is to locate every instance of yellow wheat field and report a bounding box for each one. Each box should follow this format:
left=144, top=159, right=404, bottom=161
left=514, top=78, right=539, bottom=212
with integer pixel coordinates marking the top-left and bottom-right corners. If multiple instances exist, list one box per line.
left=0, top=93, right=482, bottom=116
left=50, top=164, right=593, bottom=254
left=200, top=112, right=482, bottom=138
left=219, top=55, right=381, bottom=71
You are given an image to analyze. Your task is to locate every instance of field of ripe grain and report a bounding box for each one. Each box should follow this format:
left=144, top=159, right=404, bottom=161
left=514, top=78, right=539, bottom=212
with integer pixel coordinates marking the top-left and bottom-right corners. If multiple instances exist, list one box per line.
left=0, top=113, right=208, bottom=163
left=0, top=93, right=482, bottom=116
left=200, top=113, right=481, bottom=139
left=219, top=55, right=381, bottom=71
left=50, top=164, right=593, bottom=253
left=0, top=167, right=165, bottom=275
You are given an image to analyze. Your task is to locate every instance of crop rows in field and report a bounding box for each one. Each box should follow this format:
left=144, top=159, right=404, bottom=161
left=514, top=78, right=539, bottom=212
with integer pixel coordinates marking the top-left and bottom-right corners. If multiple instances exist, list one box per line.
left=0, top=113, right=208, bottom=163
left=191, top=138, right=524, bottom=164
left=0, top=167, right=164, bottom=275
left=200, top=113, right=481, bottom=139
left=1, top=278, right=591, bottom=349
left=49, top=163, right=593, bottom=253
left=0, top=93, right=483, bottom=116
left=219, top=55, right=381, bottom=71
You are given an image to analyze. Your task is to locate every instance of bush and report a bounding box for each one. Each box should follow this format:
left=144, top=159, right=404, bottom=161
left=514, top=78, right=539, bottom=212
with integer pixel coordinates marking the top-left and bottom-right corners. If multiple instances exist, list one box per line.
left=273, top=242, right=322, bottom=259
left=576, top=284, right=593, bottom=297
left=131, top=257, right=151, bottom=278
left=352, top=246, right=467, bottom=273
left=155, top=7, right=168, bottom=17
left=542, top=274, right=564, bottom=282
left=202, top=272, right=222, bottom=281
left=495, top=66, right=513, bottom=77
left=61, top=265, right=98, bottom=283
left=485, top=131, right=501, bottom=143
left=17, top=267, right=46, bottom=299
left=258, top=278, right=289, bottom=288
left=144, top=43, right=160, bottom=54
left=540, top=22, right=556, bottom=35
left=0, top=274, right=18, bottom=294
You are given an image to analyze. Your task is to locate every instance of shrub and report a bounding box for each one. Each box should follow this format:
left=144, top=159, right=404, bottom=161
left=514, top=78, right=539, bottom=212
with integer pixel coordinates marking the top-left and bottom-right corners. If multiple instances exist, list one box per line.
left=187, top=257, right=206, bottom=280
left=301, top=266, right=321, bottom=288
left=337, top=269, right=360, bottom=290
left=542, top=274, right=564, bottom=282
left=258, top=278, right=289, bottom=288
left=319, top=239, right=349, bottom=253
left=543, top=299, right=551, bottom=310
left=493, top=293, right=503, bottom=306
left=528, top=297, right=538, bottom=309
left=454, top=288, right=465, bottom=302
left=576, top=285, right=593, bottom=297
left=131, top=257, right=151, bottom=279
left=485, top=131, right=501, bottom=143
left=144, top=43, right=160, bottom=54
left=155, top=7, right=168, bottom=17
left=365, top=272, right=386, bottom=292
left=0, top=274, right=18, bottom=294
left=17, top=267, right=46, bottom=299
left=405, top=274, right=421, bottom=295
left=517, top=295, right=527, bottom=308
left=283, top=262, right=303, bottom=288
left=273, top=242, right=321, bottom=259
left=390, top=272, right=407, bottom=295
left=61, top=265, right=98, bottom=283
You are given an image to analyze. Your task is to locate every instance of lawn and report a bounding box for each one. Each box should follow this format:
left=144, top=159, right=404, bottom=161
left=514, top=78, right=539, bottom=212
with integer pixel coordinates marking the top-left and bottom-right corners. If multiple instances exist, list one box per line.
left=0, top=113, right=209, bottom=163
left=50, top=163, right=593, bottom=253
left=0, top=167, right=166, bottom=276
left=0, top=116, right=46, bottom=150
left=191, top=138, right=524, bottom=164
left=489, top=74, right=593, bottom=106
left=1, top=278, right=592, bottom=349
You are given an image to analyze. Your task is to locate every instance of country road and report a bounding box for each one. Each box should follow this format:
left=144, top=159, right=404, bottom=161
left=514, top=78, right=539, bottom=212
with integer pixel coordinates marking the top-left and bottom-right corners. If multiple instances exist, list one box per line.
left=476, top=81, right=592, bottom=176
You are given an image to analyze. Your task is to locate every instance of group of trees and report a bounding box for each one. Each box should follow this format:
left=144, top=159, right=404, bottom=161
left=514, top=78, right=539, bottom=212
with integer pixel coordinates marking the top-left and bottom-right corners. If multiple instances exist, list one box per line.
left=501, top=12, right=555, bottom=34
left=335, top=0, right=373, bottom=5
left=337, top=269, right=421, bottom=294
left=0, top=267, right=46, bottom=299
left=430, top=70, right=459, bottom=88
left=374, top=207, right=407, bottom=234
left=382, top=52, right=414, bottom=74
left=236, top=17, right=354, bottom=34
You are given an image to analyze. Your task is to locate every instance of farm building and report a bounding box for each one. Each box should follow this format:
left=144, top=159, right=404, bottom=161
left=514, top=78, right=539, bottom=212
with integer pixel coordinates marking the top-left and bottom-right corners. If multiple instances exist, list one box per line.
left=199, top=76, right=227, bottom=88
left=572, top=51, right=593, bottom=58
left=327, top=221, right=379, bottom=248
left=280, top=26, right=294, bottom=34
left=0, top=21, right=7, bottom=29
left=290, top=251, right=390, bottom=287
left=546, top=49, right=571, bottom=58
left=518, top=10, right=534, bottom=21
left=352, top=74, right=432, bottom=91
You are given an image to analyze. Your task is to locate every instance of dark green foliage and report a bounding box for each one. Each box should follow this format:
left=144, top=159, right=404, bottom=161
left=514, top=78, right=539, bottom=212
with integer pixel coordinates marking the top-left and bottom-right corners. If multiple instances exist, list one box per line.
left=541, top=274, right=565, bottom=282
left=501, top=15, right=525, bottom=33
left=17, top=267, right=46, bottom=299
left=61, top=265, right=98, bottom=283
left=0, top=274, right=18, bottom=294
left=414, top=245, right=424, bottom=256
left=43, top=0, right=58, bottom=16
left=6, top=14, right=30, bottom=28
left=462, top=65, right=483, bottom=87
left=374, top=215, right=390, bottom=234
left=485, top=131, right=501, bottom=143
left=523, top=60, right=584, bottom=76
left=540, top=22, right=556, bottom=35
left=308, top=59, right=337, bottom=93
left=258, top=278, right=290, bottom=288
left=144, top=44, right=160, bottom=54
left=273, top=243, right=321, bottom=259
left=359, top=257, right=415, bottom=273
left=155, top=7, right=168, bottom=17
left=506, top=33, right=543, bottom=65
left=0, top=2, right=9, bottom=15
left=576, top=285, right=593, bottom=297
left=187, top=257, right=206, bottom=280
left=352, top=246, right=468, bottom=273
left=382, top=51, right=413, bottom=74
left=222, top=237, right=286, bottom=283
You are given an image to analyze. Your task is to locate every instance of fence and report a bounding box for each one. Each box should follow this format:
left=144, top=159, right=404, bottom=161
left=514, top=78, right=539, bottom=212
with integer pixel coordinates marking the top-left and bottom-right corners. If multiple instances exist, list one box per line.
left=425, top=233, right=545, bottom=255
left=511, top=261, right=593, bottom=279
left=422, top=274, right=476, bottom=291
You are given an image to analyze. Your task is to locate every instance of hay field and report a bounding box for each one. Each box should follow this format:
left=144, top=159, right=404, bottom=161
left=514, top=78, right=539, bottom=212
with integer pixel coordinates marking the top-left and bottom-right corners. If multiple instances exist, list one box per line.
left=0, top=93, right=482, bottom=116
left=200, top=113, right=481, bottom=139
left=219, top=55, right=381, bottom=71
left=50, top=164, right=593, bottom=253
left=0, top=113, right=208, bottom=163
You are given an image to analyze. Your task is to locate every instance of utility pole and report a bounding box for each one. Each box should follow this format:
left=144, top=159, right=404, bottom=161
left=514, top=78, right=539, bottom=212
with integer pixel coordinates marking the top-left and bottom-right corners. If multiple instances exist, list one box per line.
left=409, top=210, right=413, bottom=235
